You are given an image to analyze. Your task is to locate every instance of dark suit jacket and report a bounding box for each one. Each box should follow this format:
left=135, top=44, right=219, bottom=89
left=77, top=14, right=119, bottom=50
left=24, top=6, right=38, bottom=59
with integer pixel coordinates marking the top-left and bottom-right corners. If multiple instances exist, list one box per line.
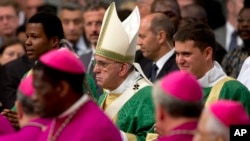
left=135, top=50, right=152, bottom=71
left=215, top=42, right=227, bottom=65
left=144, top=53, right=179, bottom=82
left=80, top=51, right=93, bottom=75
left=0, top=55, right=34, bottom=109
left=214, top=25, right=226, bottom=49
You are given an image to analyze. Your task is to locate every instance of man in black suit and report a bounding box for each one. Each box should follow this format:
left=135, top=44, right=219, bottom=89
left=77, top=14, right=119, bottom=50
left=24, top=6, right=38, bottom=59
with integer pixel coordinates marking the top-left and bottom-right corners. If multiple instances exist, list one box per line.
left=137, top=13, right=179, bottom=82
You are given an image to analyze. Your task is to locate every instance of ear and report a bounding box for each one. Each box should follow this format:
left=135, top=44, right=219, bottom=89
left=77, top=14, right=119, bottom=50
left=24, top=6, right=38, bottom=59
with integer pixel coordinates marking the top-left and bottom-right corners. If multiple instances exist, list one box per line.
left=118, top=63, right=130, bottom=77
left=157, top=30, right=167, bottom=44
left=15, top=101, right=23, bottom=120
left=155, top=104, right=165, bottom=122
left=203, top=47, right=213, bottom=61
left=49, top=37, right=59, bottom=49
left=57, top=81, right=70, bottom=98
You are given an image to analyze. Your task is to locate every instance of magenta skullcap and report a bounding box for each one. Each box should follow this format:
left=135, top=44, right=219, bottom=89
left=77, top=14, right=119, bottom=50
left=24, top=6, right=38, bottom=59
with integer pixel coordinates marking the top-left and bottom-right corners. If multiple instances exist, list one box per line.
left=160, top=71, right=203, bottom=102
left=209, top=100, right=249, bottom=127
left=39, top=48, right=85, bottom=74
left=18, top=75, right=34, bottom=97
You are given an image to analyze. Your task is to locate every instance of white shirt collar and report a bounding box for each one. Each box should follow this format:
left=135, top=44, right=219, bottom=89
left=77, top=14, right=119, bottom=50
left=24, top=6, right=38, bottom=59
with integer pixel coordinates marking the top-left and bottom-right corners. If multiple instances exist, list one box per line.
left=58, top=94, right=89, bottom=118
left=155, top=49, right=175, bottom=75
left=76, top=36, right=92, bottom=56
left=198, top=61, right=227, bottom=87
left=109, top=70, right=141, bottom=94
left=226, top=22, right=243, bottom=51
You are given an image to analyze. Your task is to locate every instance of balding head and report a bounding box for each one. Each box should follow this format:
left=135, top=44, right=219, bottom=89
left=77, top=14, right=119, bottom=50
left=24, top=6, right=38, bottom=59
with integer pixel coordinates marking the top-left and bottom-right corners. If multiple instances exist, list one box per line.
left=138, top=13, right=175, bottom=61
left=142, top=13, right=175, bottom=41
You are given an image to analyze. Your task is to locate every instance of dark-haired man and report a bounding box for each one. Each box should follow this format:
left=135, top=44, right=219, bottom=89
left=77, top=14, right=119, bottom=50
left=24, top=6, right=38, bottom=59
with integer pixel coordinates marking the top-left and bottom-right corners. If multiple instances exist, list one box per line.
left=174, top=22, right=250, bottom=114
left=0, top=12, right=64, bottom=109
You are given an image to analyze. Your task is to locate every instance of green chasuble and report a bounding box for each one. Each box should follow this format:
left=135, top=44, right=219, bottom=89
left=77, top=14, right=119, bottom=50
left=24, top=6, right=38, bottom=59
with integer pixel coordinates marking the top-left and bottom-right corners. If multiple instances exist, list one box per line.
left=203, top=80, right=250, bottom=114
left=84, top=73, right=97, bottom=100
left=98, top=86, right=155, bottom=141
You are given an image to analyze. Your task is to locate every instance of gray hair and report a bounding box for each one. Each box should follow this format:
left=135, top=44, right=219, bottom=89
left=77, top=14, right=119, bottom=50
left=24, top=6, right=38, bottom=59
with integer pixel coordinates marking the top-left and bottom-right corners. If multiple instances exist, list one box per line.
left=204, top=108, right=229, bottom=141
left=16, top=91, right=35, bottom=115
left=150, top=13, right=175, bottom=47
left=153, top=81, right=203, bottom=118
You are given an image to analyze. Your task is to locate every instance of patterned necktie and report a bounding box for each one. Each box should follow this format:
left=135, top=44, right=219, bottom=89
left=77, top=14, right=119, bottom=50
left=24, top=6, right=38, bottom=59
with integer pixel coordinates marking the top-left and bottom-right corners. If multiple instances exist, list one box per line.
left=151, top=64, right=158, bottom=82
left=229, top=31, right=238, bottom=52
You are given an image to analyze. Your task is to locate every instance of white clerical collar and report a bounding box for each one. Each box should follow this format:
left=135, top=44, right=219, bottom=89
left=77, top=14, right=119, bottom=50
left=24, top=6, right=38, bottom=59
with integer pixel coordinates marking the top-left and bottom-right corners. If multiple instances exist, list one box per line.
left=58, top=94, right=89, bottom=118
left=198, top=61, right=227, bottom=87
left=109, top=70, right=141, bottom=94
left=155, top=49, right=175, bottom=75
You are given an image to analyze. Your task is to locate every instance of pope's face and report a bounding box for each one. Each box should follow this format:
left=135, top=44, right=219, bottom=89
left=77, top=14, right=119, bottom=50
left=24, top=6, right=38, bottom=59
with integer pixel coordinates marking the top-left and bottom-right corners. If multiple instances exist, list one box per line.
left=93, top=55, right=123, bottom=90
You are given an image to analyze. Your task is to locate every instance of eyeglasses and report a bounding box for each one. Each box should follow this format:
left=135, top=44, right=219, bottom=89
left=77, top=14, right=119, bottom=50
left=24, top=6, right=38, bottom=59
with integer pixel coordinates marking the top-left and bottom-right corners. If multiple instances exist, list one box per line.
left=92, top=60, right=118, bottom=69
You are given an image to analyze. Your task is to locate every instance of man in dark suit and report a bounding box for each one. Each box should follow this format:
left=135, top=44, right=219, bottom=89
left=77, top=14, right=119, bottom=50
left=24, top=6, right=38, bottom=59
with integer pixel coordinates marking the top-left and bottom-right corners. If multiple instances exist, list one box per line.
left=137, top=13, right=179, bottom=82
left=214, top=0, right=243, bottom=52
left=80, top=1, right=108, bottom=97
left=59, top=2, right=91, bottom=56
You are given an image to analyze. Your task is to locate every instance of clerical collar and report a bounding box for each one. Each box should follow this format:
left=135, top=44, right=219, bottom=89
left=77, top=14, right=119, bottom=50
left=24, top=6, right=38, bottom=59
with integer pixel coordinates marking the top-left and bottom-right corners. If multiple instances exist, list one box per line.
left=58, top=94, right=89, bottom=118
left=109, top=70, right=141, bottom=94
left=198, top=61, right=227, bottom=87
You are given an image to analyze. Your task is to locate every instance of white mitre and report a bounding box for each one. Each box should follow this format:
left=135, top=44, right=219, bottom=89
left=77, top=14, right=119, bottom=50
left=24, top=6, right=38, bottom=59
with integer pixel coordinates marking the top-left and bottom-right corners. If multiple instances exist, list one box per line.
left=95, top=2, right=140, bottom=64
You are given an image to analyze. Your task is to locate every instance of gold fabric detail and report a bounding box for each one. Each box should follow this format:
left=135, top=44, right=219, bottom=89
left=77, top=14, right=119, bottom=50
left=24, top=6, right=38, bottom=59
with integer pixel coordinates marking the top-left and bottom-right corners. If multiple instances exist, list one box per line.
left=103, top=93, right=121, bottom=111
left=126, top=132, right=137, bottom=141
left=146, top=133, right=158, bottom=141
left=205, top=76, right=234, bottom=106
left=102, top=93, right=121, bottom=123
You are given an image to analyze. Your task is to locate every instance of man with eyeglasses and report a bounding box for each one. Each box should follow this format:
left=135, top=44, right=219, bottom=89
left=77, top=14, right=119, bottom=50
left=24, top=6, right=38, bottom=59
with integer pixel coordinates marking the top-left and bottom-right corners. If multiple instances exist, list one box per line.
left=94, top=3, right=155, bottom=141
left=0, top=0, right=20, bottom=45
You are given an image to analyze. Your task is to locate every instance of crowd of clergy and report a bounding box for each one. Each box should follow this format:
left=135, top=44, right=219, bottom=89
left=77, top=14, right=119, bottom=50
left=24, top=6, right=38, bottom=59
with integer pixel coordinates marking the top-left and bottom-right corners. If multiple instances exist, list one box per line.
left=0, top=0, right=250, bottom=141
